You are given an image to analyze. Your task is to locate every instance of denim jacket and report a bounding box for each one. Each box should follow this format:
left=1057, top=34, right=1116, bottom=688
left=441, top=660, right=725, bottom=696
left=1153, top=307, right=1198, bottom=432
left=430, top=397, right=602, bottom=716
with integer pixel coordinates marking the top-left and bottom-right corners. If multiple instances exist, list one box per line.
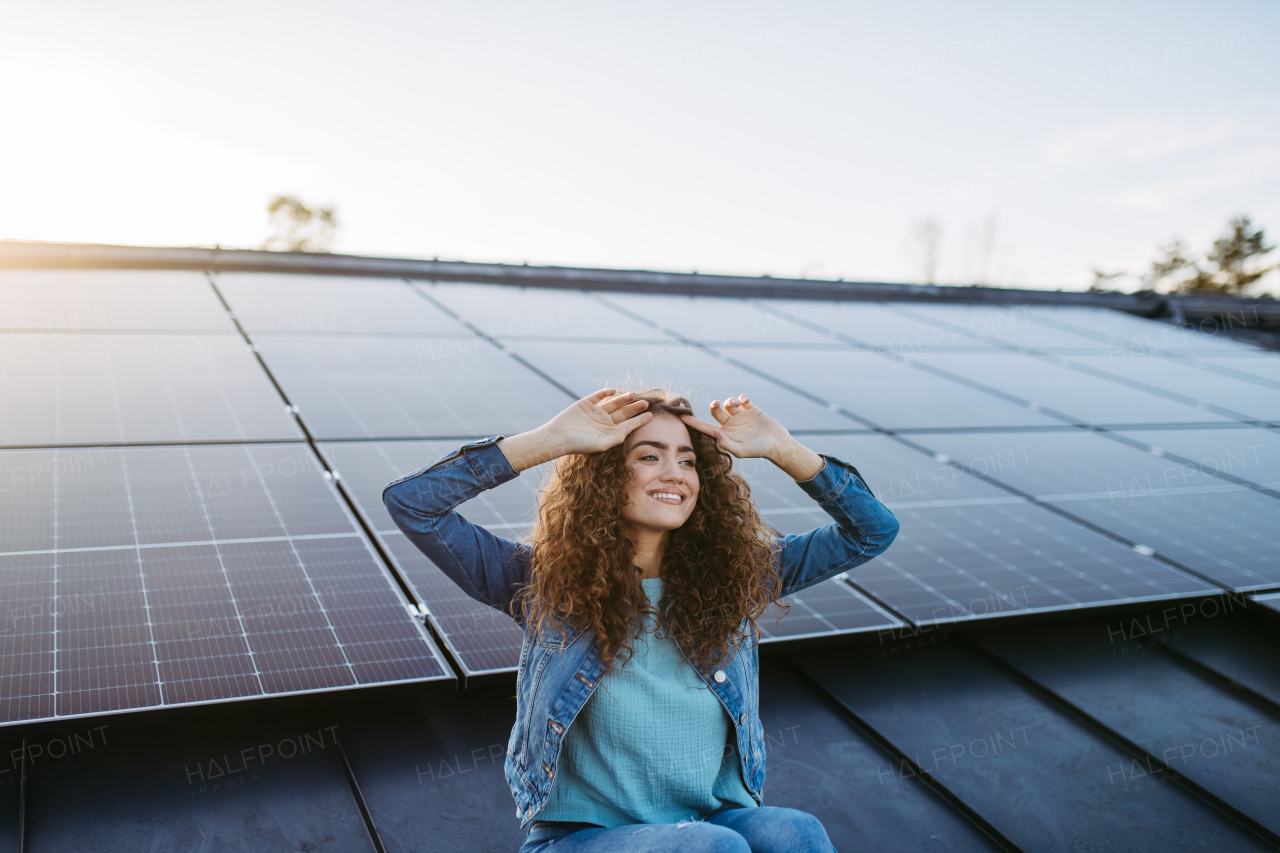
left=382, top=436, right=899, bottom=828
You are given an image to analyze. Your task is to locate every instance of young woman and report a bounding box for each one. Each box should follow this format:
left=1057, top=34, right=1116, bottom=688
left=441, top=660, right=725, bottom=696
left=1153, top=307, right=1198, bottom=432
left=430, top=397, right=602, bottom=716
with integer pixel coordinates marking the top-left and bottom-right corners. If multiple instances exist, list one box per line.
left=383, top=387, right=899, bottom=853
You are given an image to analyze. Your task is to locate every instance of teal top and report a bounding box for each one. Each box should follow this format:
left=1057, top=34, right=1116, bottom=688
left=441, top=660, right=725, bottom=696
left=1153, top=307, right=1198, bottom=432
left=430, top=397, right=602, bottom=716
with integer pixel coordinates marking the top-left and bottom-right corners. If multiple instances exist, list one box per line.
left=538, top=577, right=757, bottom=827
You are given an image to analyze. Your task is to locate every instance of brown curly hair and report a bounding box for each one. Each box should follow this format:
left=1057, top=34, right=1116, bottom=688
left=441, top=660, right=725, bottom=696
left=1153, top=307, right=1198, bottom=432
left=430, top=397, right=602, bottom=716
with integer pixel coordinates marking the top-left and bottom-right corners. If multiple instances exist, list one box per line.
left=521, top=388, right=785, bottom=673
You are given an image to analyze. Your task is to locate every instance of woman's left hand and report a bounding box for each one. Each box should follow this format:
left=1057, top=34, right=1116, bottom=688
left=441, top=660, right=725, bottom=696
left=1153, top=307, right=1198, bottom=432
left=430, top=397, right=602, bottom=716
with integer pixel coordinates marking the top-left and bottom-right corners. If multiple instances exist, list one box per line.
left=681, top=395, right=824, bottom=480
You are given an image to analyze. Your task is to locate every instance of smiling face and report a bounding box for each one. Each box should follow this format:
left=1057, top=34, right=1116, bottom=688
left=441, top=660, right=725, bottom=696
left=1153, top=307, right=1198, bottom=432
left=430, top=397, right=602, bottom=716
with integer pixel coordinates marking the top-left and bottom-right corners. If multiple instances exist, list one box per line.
left=620, top=411, right=701, bottom=538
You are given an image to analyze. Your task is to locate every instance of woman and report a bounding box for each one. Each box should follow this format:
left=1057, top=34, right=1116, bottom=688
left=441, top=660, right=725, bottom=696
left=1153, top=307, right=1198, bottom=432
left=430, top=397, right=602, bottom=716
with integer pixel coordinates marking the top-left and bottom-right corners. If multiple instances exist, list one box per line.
left=383, top=387, right=899, bottom=852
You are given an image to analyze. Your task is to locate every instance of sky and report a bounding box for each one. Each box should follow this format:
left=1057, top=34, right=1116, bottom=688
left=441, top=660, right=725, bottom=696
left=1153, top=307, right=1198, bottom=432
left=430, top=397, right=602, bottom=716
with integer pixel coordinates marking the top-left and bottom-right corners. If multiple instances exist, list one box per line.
left=1, top=0, right=1277, bottom=290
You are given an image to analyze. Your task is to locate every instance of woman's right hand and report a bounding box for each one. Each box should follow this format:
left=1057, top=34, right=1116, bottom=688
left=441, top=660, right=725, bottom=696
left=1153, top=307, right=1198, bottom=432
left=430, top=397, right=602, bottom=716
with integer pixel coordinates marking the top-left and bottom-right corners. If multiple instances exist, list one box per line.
left=496, top=389, right=653, bottom=472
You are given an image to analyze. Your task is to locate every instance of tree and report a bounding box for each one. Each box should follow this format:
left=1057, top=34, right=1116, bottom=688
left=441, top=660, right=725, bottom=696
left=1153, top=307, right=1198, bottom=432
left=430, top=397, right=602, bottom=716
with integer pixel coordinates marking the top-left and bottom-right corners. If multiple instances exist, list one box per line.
left=1203, top=215, right=1274, bottom=294
left=1143, top=239, right=1200, bottom=291
left=1088, top=268, right=1126, bottom=292
left=261, top=194, right=338, bottom=252
left=1142, top=217, right=1274, bottom=295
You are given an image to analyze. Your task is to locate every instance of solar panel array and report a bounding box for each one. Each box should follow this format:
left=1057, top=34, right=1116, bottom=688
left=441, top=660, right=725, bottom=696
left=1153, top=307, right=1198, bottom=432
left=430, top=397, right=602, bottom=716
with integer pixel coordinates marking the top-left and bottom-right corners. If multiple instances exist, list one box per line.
left=3, top=269, right=1279, bottom=702
left=0, top=271, right=452, bottom=727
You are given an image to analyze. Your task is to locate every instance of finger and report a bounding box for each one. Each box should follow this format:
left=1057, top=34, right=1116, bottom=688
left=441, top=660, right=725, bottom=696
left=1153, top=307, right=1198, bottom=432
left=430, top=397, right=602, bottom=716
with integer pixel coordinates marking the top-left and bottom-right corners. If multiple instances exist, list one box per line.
left=609, top=398, right=649, bottom=423
left=680, top=414, right=720, bottom=436
left=584, top=388, right=618, bottom=404
left=738, top=394, right=753, bottom=409
left=723, top=397, right=743, bottom=416
left=714, top=435, right=747, bottom=457
left=597, top=390, right=636, bottom=414
left=709, top=400, right=730, bottom=425
left=618, top=410, right=653, bottom=435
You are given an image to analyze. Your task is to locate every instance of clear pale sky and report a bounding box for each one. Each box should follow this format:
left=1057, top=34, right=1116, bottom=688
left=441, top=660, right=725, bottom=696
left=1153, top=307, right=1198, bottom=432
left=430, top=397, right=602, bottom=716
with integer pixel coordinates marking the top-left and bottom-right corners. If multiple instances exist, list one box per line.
left=2, top=1, right=1277, bottom=289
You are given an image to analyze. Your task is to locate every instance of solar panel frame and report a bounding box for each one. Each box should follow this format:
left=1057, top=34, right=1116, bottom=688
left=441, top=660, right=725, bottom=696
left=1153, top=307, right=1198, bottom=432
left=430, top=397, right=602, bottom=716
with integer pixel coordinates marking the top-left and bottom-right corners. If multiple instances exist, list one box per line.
left=215, top=273, right=471, bottom=336
left=501, top=338, right=858, bottom=431
left=251, top=334, right=573, bottom=440
left=0, top=443, right=452, bottom=728
left=1058, top=354, right=1280, bottom=423
left=916, top=430, right=1280, bottom=592
left=0, top=333, right=303, bottom=447
left=719, top=346, right=1067, bottom=431
left=771, top=299, right=1010, bottom=353
left=756, top=578, right=903, bottom=642
left=907, top=350, right=1240, bottom=427
left=1114, top=427, right=1280, bottom=490
left=419, top=281, right=666, bottom=342
left=897, top=303, right=1123, bottom=350
left=1167, top=354, right=1280, bottom=389
left=598, top=292, right=826, bottom=346
left=1026, top=306, right=1261, bottom=353
left=320, top=439, right=534, bottom=675
left=0, top=269, right=236, bottom=333
left=739, top=434, right=1216, bottom=626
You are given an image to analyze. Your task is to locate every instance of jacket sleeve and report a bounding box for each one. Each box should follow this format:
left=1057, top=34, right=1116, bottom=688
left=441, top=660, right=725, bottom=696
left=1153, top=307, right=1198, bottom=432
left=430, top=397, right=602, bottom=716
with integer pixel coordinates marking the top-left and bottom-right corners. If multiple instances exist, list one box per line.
left=381, top=435, right=533, bottom=617
left=776, top=454, right=900, bottom=597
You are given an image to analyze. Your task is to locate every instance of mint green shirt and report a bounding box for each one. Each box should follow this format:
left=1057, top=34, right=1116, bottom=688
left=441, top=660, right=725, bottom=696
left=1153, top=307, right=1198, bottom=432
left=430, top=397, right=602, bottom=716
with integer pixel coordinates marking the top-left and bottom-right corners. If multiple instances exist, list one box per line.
left=538, top=578, right=757, bottom=827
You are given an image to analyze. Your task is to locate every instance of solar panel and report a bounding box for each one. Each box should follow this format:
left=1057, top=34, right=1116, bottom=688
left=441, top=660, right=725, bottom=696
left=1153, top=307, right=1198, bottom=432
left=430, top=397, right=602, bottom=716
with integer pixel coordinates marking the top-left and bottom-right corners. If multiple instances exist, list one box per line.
left=5, top=266, right=1272, bottom=735
left=908, top=351, right=1238, bottom=426
left=1115, top=427, right=1280, bottom=489
left=420, top=282, right=664, bottom=341
left=321, top=439, right=534, bottom=675
left=1253, top=592, right=1280, bottom=614
left=216, top=273, right=468, bottom=336
left=1059, top=354, right=1280, bottom=423
left=1169, top=355, right=1280, bottom=388
left=1026, top=307, right=1259, bottom=353
left=721, top=346, right=1065, bottom=430
left=0, top=443, right=450, bottom=726
left=898, top=303, right=1119, bottom=350
left=0, top=269, right=235, bottom=332
left=0, top=333, right=302, bottom=446
left=252, top=335, right=571, bottom=439
left=503, top=339, right=854, bottom=430
left=777, top=300, right=1006, bottom=353
left=757, top=578, right=901, bottom=642
left=739, top=435, right=1213, bottom=626
left=918, top=430, right=1280, bottom=591
left=599, top=292, right=827, bottom=346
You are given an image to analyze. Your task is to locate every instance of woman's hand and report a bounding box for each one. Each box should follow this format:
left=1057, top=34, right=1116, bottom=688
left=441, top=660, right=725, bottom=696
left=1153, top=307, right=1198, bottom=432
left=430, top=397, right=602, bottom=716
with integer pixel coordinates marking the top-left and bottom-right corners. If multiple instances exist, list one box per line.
left=682, top=395, right=824, bottom=481
left=497, top=389, right=653, bottom=472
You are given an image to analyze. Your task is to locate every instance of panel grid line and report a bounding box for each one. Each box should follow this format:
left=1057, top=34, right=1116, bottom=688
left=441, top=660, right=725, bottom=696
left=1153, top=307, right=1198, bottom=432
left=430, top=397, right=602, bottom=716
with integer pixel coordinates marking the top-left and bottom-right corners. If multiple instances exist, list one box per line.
left=116, top=433, right=167, bottom=707
left=178, top=444, right=266, bottom=695
left=1023, top=310, right=1280, bottom=392
left=887, top=303, right=1273, bottom=426
left=0, top=532, right=362, bottom=559
left=243, top=444, right=359, bottom=682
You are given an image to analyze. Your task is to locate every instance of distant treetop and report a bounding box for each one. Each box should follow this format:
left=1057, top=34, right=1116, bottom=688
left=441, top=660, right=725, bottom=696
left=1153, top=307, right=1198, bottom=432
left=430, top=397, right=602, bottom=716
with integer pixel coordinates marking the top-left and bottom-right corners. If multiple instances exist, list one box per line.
left=261, top=194, right=338, bottom=253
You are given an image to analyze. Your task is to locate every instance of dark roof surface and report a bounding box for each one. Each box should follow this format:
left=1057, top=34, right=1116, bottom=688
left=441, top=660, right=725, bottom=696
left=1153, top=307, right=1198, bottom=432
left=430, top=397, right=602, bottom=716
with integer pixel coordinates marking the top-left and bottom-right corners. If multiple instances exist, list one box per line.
left=1, top=260, right=1279, bottom=852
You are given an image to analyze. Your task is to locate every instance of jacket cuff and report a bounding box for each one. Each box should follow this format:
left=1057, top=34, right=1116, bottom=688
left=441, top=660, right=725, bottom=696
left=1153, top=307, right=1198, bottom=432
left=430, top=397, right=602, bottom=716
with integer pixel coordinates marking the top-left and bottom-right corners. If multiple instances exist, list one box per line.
left=462, top=436, right=521, bottom=490
left=795, top=454, right=869, bottom=503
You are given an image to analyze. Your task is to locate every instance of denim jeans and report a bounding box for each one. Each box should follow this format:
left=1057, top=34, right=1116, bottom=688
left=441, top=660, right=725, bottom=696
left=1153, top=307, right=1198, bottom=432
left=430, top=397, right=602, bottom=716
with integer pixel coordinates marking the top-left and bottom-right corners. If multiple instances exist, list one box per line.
left=517, top=806, right=837, bottom=853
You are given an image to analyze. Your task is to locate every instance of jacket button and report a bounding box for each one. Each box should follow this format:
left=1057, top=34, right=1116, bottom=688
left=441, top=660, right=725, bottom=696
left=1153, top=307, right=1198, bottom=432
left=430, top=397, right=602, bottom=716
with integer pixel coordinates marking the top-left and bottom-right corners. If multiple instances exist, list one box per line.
left=739, top=713, right=746, bottom=725
left=713, top=670, right=726, bottom=683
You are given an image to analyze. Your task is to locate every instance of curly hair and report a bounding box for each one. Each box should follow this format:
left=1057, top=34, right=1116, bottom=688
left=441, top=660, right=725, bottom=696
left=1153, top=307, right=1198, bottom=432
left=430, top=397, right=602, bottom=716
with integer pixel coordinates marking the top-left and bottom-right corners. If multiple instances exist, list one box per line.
left=521, top=388, right=785, bottom=673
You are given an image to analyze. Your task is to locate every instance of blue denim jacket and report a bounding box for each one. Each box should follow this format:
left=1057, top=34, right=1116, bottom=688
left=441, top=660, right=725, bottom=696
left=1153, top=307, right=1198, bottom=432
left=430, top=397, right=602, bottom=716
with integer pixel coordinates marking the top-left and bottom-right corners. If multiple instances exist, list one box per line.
left=382, top=436, right=899, bottom=828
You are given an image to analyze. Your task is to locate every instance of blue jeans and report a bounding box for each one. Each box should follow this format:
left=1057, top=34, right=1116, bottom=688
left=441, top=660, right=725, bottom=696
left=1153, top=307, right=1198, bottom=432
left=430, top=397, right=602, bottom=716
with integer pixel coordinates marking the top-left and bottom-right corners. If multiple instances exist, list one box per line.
left=517, top=807, right=837, bottom=853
